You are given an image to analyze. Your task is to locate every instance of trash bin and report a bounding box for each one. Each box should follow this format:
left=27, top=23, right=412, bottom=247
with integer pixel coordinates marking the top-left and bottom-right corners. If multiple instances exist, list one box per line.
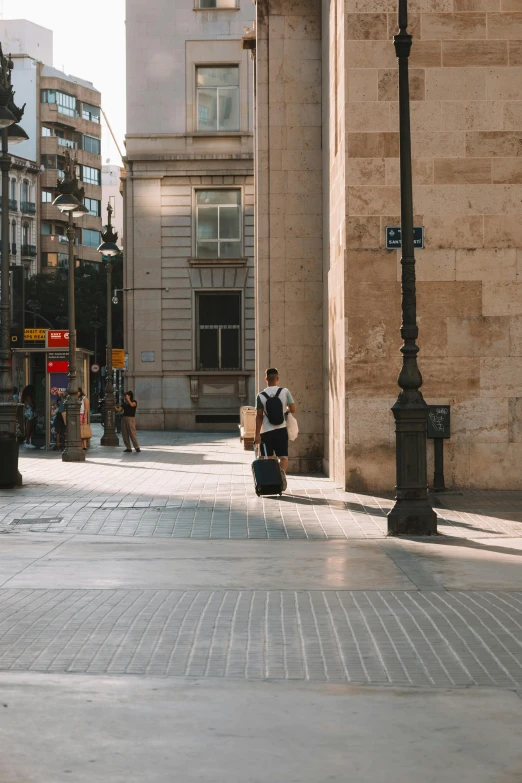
left=0, top=431, right=19, bottom=488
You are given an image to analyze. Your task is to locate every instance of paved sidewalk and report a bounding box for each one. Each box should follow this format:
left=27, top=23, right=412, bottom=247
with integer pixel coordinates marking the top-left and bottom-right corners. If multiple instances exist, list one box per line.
left=2, top=426, right=522, bottom=539
left=1, top=429, right=522, bottom=781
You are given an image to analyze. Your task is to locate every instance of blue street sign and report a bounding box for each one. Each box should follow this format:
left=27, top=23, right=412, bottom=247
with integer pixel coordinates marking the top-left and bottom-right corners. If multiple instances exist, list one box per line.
left=385, top=226, right=424, bottom=250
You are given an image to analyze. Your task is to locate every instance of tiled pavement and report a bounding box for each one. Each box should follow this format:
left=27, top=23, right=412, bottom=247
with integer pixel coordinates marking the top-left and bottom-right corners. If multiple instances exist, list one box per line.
left=1, top=588, right=522, bottom=686
left=1, top=427, right=522, bottom=540
left=1, top=428, right=522, bottom=689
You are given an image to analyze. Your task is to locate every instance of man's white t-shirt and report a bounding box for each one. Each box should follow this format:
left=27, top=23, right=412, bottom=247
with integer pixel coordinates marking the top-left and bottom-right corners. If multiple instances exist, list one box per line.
left=256, top=387, right=294, bottom=433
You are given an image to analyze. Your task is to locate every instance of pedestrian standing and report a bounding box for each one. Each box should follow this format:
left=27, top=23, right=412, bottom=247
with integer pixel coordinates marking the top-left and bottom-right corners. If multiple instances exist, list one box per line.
left=78, top=387, right=91, bottom=450
left=54, top=391, right=66, bottom=451
left=20, top=385, right=36, bottom=449
left=116, top=391, right=141, bottom=453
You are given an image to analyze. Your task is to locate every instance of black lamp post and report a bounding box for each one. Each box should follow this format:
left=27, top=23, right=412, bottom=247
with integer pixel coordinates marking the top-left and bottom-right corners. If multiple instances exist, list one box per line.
left=387, top=0, right=437, bottom=536
left=26, top=298, right=42, bottom=328
left=0, top=45, right=28, bottom=488
left=98, top=202, right=120, bottom=447
left=52, top=150, right=88, bottom=463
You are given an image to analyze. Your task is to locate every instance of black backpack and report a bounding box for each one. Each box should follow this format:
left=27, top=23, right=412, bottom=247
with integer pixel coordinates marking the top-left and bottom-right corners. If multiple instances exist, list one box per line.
left=262, top=388, right=285, bottom=425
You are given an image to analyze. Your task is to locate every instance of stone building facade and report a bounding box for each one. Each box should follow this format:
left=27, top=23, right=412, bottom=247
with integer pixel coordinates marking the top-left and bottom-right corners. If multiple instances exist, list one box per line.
left=255, top=0, right=522, bottom=489
left=124, top=0, right=255, bottom=429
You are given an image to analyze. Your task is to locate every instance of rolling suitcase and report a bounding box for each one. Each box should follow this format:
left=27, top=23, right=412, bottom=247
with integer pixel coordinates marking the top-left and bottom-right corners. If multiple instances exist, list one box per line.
left=252, top=444, right=284, bottom=496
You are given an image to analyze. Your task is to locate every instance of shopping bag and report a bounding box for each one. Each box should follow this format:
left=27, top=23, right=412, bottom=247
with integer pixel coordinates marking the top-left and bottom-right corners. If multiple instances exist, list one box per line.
left=286, top=412, right=299, bottom=441
left=81, top=423, right=93, bottom=439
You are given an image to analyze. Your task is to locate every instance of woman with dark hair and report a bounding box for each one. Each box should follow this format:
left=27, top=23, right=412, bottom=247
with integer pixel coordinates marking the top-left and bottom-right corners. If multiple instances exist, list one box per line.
left=20, top=385, right=36, bottom=449
left=115, top=391, right=141, bottom=453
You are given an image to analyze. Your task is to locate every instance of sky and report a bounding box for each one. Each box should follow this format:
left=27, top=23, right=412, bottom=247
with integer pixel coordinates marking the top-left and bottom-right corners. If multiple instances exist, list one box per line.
left=0, top=0, right=126, bottom=163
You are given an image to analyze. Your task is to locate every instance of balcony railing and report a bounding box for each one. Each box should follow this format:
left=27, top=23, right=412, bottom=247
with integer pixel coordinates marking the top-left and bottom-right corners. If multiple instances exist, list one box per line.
left=21, top=201, right=36, bottom=214
left=0, top=198, right=18, bottom=211
left=21, top=243, right=37, bottom=257
left=58, top=137, right=77, bottom=149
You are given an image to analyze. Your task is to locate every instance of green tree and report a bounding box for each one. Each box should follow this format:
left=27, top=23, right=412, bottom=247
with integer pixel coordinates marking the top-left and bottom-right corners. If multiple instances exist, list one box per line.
left=26, top=256, right=124, bottom=359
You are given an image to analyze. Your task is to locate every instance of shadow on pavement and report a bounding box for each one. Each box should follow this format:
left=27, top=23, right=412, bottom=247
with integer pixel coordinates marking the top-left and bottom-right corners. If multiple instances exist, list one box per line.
left=405, top=535, right=522, bottom=558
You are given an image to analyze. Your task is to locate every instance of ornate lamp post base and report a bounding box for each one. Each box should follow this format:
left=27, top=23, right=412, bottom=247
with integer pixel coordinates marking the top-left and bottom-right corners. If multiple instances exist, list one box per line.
left=388, top=403, right=437, bottom=535
left=0, top=402, right=22, bottom=488
left=62, top=395, right=85, bottom=463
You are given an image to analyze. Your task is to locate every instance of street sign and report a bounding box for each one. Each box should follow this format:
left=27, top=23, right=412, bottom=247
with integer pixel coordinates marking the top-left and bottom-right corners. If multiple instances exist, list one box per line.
left=24, top=328, right=47, bottom=342
left=91, top=363, right=100, bottom=374
left=47, top=330, right=69, bottom=348
left=427, top=406, right=451, bottom=439
left=385, top=226, right=424, bottom=250
left=112, top=349, right=125, bottom=369
left=47, top=360, right=69, bottom=373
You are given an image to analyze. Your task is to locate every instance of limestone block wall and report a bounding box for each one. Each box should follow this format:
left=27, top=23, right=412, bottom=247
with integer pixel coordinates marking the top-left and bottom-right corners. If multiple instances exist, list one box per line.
left=256, top=0, right=324, bottom=473
left=343, top=0, right=522, bottom=489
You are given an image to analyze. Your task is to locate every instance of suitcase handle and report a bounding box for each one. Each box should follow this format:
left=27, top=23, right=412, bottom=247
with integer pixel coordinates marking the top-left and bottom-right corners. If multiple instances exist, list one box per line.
left=254, top=442, right=268, bottom=459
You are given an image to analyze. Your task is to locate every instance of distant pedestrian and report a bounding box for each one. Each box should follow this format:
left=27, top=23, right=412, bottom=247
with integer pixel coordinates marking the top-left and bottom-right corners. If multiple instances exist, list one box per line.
left=20, top=385, right=36, bottom=449
left=54, top=391, right=66, bottom=451
left=115, top=391, right=141, bottom=453
left=78, top=387, right=91, bottom=450
left=12, top=386, right=19, bottom=403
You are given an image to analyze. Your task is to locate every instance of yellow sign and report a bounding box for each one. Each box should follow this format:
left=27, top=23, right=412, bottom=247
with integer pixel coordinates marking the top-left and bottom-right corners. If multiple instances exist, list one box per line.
left=24, top=328, right=47, bottom=341
left=112, top=349, right=125, bottom=369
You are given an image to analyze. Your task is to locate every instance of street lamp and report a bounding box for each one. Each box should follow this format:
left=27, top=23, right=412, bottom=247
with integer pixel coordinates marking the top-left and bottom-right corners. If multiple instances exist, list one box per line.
left=0, top=45, right=26, bottom=488
left=26, top=299, right=42, bottom=328
left=52, top=149, right=85, bottom=463
left=387, top=0, right=437, bottom=535
left=97, top=202, right=120, bottom=447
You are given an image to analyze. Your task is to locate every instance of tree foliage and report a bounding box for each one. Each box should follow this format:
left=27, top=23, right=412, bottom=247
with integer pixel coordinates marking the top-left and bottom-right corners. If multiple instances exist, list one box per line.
left=26, top=257, right=124, bottom=363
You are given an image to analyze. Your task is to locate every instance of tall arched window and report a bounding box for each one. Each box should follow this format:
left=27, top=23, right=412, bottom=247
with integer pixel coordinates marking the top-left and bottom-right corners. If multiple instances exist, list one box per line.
left=22, top=180, right=29, bottom=203
left=9, top=179, right=16, bottom=203
left=22, top=222, right=30, bottom=247
left=10, top=220, right=16, bottom=252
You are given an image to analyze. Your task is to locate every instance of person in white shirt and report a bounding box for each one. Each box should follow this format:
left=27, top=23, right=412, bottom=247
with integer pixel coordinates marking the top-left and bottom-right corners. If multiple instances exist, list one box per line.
left=255, top=367, right=296, bottom=477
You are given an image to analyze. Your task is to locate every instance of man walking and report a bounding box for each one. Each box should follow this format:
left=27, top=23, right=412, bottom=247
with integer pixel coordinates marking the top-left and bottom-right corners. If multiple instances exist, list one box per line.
left=255, top=368, right=296, bottom=486
left=115, top=391, right=141, bottom=453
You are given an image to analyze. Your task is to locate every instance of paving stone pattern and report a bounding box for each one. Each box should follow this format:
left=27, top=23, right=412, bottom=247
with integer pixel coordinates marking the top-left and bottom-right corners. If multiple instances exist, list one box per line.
left=1, top=588, right=522, bottom=685
left=1, top=430, right=522, bottom=540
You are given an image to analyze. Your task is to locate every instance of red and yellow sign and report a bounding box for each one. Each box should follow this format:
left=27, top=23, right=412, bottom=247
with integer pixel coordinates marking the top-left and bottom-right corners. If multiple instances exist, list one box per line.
left=47, top=330, right=69, bottom=348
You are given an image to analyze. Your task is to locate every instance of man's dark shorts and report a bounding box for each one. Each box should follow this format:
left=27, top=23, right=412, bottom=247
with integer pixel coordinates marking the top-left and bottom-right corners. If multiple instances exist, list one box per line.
left=261, top=427, right=288, bottom=458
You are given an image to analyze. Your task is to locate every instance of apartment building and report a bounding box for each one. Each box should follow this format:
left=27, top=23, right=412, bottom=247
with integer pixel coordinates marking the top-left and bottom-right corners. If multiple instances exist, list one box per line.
left=39, top=66, right=103, bottom=270
left=2, top=20, right=102, bottom=274
left=124, top=0, right=254, bottom=429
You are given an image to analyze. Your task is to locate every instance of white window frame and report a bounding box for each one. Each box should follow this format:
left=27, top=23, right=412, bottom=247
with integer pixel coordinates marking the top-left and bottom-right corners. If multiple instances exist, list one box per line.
left=194, top=187, right=243, bottom=259
left=196, top=65, right=240, bottom=133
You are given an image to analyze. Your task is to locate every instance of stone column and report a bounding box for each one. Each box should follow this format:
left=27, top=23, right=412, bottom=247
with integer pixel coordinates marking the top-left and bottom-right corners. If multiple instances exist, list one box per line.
left=255, top=0, right=324, bottom=473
